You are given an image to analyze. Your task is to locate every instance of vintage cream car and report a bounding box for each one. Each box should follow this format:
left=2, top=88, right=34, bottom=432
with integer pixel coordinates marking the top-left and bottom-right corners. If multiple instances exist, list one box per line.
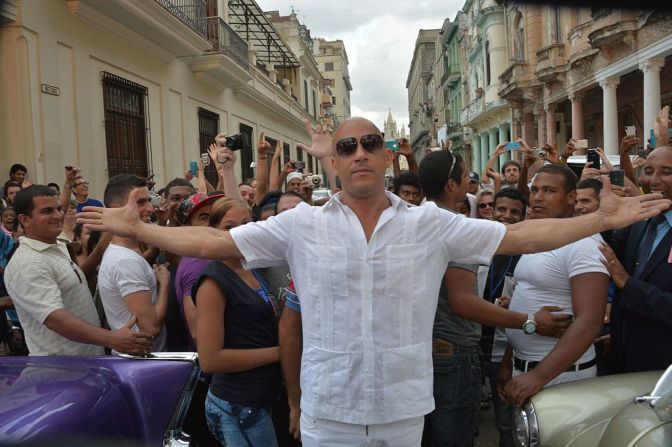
left=514, top=364, right=672, bottom=446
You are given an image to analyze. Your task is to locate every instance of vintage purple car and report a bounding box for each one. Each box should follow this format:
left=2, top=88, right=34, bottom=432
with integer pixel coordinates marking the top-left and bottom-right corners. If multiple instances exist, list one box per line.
left=0, top=353, right=200, bottom=446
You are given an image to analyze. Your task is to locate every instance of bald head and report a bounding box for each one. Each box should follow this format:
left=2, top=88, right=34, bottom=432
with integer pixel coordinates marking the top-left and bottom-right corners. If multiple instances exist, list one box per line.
left=333, top=117, right=382, bottom=142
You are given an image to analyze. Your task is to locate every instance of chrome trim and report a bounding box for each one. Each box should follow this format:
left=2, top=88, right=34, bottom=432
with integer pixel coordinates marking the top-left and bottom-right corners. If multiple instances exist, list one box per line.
left=116, top=352, right=198, bottom=362
left=517, top=401, right=540, bottom=447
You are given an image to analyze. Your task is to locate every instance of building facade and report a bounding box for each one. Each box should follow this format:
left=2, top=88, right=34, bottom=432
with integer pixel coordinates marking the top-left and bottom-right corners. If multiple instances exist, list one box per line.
left=407, top=29, right=440, bottom=162
left=313, top=38, right=352, bottom=127
left=500, top=6, right=672, bottom=158
left=0, top=0, right=344, bottom=195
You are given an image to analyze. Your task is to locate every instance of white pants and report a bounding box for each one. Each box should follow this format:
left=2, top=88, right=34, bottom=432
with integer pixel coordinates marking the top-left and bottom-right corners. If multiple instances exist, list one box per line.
left=300, top=412, right=424, bottom=447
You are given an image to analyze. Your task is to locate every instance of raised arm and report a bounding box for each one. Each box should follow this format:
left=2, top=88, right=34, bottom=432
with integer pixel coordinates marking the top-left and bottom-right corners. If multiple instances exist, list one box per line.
left=619, top=135, right=639, bottom=186
left=212, top=134, right=244, bottom=201
left=497, top=181, right=670, bottom=255
left=269, top=140, right=282, bottom=193
left=483, top=143, right=506, bottom=181
left=254, top=132, right=271, bottom=205
left=297, top=119, right=337, bottom=192
left=60, top=166, right=79, bottom=211
left=398, top=138, right=418, bottom=173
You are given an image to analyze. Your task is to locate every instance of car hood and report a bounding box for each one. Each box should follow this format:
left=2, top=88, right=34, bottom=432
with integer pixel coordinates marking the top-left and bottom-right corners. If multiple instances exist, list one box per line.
left=0, top=355, right=197, bottom=446
left=530, top=370, right=662, bottom=446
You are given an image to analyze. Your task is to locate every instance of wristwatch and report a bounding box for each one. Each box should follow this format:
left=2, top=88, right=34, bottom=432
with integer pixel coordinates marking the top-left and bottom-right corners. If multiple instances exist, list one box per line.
left=522, top=314, right=537, bottom=335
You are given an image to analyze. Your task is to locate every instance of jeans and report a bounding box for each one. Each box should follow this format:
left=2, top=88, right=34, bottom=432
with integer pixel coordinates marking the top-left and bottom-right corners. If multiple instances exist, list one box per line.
left=488, top=361, right=514, bottom=447
left=205, top=390, right=278, bottom=447
left=427, top=343, right=481, bottom=447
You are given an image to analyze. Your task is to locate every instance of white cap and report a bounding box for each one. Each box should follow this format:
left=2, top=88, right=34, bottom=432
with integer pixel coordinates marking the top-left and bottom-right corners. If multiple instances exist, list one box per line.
left=286, top=172, right=303, bottom=183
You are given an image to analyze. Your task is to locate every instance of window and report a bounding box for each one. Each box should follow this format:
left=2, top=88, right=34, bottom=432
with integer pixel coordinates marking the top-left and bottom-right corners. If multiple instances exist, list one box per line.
left=312, top=89, right=317, bottom=118
left=238, top=124, right=254, bottom=181
left=485, top=41, right=491, bottom=86
left=102, top=72, right=151, bottom=178
left=325, top=62, right=334, bottom=71
left=553, top=6, right=562, bottom=44
left=296, top=146, right=304, bottom=163
left=198, top=107, right=220, bottom=187
left=304, top=80, right=309, bottom=111
left=308, top=155, right=314, bottom=173
left=332, top=96, right=337, bottom=105
left=283, top=142, right=291, bottom=165
left=513, top=13, right=525, bottom=61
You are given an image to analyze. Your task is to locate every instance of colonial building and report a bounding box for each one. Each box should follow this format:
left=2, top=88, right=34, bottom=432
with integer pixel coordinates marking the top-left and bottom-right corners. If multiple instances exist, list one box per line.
left=0, top=0, right=344, bottom=194
left=407, top=28, right=440, bottom=161
left=313, top=38, right=352, bottom=127
left=499, top=7, right=672, bottom=157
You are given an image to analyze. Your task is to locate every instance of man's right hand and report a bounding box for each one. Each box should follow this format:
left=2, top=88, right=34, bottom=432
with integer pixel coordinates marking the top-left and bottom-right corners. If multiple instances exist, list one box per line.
left=65, top=165, right=80, bottom=183
left=289, top=405, right=301, bottom=441
left=109, top=317, right=153, bottom=355
left=534, top=306, right=572, bottom=338
left=620, top=135, right=639, bottom=155
left=77, top=188, right=143, bottom=237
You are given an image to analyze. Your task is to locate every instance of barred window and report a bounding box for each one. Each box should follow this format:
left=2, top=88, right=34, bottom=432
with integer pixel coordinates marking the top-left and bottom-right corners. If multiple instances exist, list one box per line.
left=102, top=72, right=151, bottom=178
left=198, top=108, right=220, bottom=187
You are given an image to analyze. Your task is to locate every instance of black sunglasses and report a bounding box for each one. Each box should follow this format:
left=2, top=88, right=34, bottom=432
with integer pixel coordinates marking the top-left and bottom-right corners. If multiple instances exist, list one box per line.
left=478, top=202, right=494, bottom=209
left=335, top=134, right=384, bottom=157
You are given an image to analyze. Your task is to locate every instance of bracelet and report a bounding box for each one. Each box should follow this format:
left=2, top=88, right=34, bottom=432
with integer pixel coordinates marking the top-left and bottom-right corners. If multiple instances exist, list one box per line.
left=64, top=184, right=73, bottom=189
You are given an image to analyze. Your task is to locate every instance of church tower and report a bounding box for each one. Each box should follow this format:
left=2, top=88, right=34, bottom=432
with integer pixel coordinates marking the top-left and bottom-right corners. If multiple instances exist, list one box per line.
left=383, top=109, right=398, bottom=139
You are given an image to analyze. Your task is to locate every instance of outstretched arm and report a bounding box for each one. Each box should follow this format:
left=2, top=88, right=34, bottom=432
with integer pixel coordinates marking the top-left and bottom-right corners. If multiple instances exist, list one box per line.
left=78, top=189, right=242, bottom=261
left=497, top=180, right=670, bottom=255
left=297, top=119, right=337, bottom=192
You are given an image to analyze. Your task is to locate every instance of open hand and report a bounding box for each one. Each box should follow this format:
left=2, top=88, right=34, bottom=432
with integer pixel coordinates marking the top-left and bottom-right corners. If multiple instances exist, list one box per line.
left=77, top=188, right=143, bottom=237
left=597, top=177, right=671, bottom=230
left=297, top=119, right=333, bottom=159
left=398, top=138, right=413, bottom=157
left=654, top=105, right=670, bottom=147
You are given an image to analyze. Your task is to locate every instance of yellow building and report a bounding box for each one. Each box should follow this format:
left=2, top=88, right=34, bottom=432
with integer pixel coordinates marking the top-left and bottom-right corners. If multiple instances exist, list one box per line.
left=313, top=38, right=352, bottom=127
left=0, top=0, right=331, bottom=195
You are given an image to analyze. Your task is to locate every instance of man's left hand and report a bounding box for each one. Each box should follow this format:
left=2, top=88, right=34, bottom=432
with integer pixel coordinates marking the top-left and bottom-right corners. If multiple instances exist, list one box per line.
left=596, top=177, right=670, bottom=230
left=398, top=138, right=413, bottom=158
left=503, top=371, right=546, bottom=406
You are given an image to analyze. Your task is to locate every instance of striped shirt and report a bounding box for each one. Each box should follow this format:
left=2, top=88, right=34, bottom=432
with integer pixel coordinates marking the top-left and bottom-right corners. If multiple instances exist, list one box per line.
left=5, top=237, right=104, bottom=356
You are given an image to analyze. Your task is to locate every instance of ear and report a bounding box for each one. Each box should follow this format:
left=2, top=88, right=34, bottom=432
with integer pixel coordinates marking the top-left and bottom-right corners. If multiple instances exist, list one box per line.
left=330, top=154, right=337, bottom=174
left=17, top=214, right=30, bottom=229
left=385, top=149, right=393, bottom=167
left=567, top=190, right=577, bottom=206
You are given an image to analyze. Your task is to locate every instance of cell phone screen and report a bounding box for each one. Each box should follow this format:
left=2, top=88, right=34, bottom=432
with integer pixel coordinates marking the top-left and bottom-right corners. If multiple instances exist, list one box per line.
left=609, top=170, right=625, bottom=187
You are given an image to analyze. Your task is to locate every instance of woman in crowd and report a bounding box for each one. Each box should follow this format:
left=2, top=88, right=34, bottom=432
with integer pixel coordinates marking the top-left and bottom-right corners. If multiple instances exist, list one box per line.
left=69, top=223, right=112, bottom=294
left=193, top=197, right=281, bottom=447
left=476, top=190, right=495, bottom=220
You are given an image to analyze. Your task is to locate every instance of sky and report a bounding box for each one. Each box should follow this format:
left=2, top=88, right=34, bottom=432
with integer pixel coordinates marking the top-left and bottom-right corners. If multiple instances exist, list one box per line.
left=255, top=0, right=463, bottom=132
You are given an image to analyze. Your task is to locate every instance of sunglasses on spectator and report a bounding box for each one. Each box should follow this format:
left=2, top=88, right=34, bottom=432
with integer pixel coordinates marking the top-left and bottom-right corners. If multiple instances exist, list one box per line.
left=74, top=181, right=89, bottom=187
left=478, top=202, right=494, bottom=209
left=335, top=134, right=384, bottom=157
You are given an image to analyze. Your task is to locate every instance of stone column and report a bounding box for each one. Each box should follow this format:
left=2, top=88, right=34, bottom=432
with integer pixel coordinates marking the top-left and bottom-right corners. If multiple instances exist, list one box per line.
left=499, top=124, right=510, bottom=164
left=569, top=92, right=584, bottom=140
left=489, top=127, right=499, bottom=172
left=522, top=112, right=535, bottom=150
left=472, top=136, right=481, bottom=172
left=480, top=132, right=489, bottom=173
left=545, top=104, right=556, bottom=147
left=640, top=58, right=665, bottom=135
left=600, top=76, right=620, bottom=155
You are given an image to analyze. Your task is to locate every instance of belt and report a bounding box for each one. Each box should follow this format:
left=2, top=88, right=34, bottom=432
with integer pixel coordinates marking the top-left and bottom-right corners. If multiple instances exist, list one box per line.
left=513, top=356, right=597, bottom=373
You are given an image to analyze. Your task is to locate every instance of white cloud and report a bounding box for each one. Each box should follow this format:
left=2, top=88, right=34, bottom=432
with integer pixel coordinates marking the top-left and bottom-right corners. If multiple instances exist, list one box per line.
left=255, top=0, right=462, bottom=132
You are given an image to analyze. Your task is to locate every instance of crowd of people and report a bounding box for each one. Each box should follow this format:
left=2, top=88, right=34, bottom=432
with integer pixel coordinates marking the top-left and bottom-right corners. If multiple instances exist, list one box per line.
left=1, top=106, right=671, bottom=446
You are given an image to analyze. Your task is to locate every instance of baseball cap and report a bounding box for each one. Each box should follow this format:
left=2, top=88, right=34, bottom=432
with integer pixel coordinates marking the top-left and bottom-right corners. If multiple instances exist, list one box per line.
left=177, top=192, right=225, bottom=225
left=468, top=172, right=480, bottom=182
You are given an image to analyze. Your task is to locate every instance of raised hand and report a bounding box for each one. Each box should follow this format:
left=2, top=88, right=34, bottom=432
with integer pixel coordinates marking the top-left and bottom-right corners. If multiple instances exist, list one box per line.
left=597, top=177, right=671, bottom=230
left=297, top=119, right=333, bottom=159
left=620, top=135, right=639, bottom=155
left=654, top=105, right=670, bottom=147
left=258, top=131, right=271, bottom=156
left=398, top=138, right=413, bottom=157
left=77, top=188, right=143, bottom=237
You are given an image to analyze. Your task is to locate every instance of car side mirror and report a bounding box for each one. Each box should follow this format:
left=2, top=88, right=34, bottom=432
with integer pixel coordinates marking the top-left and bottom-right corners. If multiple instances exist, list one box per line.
left=634, top=364, right=672, bottom=422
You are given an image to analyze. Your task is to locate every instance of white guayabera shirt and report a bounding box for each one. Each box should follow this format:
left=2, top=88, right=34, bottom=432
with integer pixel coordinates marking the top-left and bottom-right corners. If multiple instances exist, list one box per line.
left=231, top=191, right=506, bottom=425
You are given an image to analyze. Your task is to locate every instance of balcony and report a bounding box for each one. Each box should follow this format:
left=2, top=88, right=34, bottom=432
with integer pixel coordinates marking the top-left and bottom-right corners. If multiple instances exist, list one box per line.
left=66, top=0, right=211, bottom=57
left=0, top=0, right=19, bottom=23
left=588, top=18, right=638, bottom=50
left=460, top=97, right=484, bottom=126
left=535, top=44, right=567, bottom=83
left=190, top=17, right=252, bottom=88
left=440, top=66, right=461, bottom=87
left=498, top=61, right=534, bottom=100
